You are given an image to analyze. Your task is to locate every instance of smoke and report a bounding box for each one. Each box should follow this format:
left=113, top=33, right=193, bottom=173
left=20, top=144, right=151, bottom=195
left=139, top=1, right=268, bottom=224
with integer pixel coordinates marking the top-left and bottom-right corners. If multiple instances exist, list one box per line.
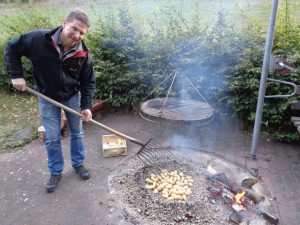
left=165, top=125, right=220, bottom=153
left=84, top=0, right=268, bottom=158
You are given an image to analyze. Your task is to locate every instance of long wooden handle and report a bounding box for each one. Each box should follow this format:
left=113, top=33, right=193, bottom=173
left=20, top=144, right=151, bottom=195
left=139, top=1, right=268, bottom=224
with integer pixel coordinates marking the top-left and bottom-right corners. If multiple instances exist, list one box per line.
left=25, top=86, right=144, bottom=146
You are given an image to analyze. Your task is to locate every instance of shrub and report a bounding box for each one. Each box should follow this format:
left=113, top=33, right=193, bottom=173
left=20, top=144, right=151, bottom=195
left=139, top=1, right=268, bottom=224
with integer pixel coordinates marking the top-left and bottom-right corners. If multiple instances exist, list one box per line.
left=223, top=1, right=300, bottom=141
left=90, top=8, right=146, bottom=108
left=1, top=1, right=300, bottom=142
left=90, top=4, right=243, bottom=111
left=0, top=7, right=59, bottom=89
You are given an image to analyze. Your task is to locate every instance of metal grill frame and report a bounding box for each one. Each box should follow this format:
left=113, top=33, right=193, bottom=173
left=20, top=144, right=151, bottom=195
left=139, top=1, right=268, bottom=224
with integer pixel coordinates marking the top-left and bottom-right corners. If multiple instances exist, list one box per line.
left=140, top=97, right=215, bottom=126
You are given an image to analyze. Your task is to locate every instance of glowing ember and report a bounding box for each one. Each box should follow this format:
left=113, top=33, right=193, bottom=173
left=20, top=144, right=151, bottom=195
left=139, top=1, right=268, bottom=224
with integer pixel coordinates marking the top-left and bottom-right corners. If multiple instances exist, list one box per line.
left=234, top=191, right=254, bottom=208
left=234, top=191, right=246, bottom=205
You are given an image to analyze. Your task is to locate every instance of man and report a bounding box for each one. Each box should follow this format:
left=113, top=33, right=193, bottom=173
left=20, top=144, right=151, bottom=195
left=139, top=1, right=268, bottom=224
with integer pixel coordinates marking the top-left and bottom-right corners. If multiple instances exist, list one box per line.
left=4, top=9, right=95, bottom=193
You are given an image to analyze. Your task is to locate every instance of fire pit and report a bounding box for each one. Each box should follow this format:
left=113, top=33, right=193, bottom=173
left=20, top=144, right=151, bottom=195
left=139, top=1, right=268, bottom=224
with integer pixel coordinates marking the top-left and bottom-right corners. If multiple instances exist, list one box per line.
left=108, top=149, right=277, bottom=225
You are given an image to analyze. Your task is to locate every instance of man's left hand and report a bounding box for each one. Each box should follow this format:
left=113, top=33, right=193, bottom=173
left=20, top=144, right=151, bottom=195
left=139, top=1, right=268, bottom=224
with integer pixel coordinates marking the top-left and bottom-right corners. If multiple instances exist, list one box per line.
left=81, top=109, right=92, bottom=122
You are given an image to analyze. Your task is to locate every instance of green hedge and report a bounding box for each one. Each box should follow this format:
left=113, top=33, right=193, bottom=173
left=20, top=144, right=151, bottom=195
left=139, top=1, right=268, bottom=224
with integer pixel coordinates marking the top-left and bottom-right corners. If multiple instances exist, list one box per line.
left=224, top=3, right=300, bottom=141
left=90, top=6, right=243, bottom=110
left=0, top=7, right=57, bottom=89
left=1, top=2, right=300, bottom=142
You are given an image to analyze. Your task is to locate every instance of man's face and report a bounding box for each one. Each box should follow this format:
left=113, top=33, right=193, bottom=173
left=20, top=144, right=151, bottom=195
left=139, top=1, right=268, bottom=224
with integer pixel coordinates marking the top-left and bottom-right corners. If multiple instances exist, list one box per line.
left=61, top=19, right=88, bottom=48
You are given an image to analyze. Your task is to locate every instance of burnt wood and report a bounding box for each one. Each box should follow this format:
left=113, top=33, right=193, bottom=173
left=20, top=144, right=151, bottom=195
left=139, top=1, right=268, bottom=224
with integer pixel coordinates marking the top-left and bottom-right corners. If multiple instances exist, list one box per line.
left=257, top=209, right=279, bottom=225
left=208, top=173, right=279, bottom=224
left=208, top=173, right=240, bottom=193
left=208, top=173, right=264, bottom=203
left=243, top=200, right=279, bottom=224
left=243, top=188, right=265, bottom=204
left=241, top=178, right=258, bottom=189
left=229, top=210, right=243, bottom=224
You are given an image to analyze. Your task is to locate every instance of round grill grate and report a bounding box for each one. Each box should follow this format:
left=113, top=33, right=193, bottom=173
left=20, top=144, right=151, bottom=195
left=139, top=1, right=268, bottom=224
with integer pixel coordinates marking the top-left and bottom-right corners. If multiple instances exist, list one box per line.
left=140, top=97, right=214, bottom=125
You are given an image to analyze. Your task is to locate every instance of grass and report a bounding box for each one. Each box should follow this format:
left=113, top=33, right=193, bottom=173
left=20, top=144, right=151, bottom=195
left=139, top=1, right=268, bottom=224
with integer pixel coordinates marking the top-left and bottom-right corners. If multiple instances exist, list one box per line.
left=1, top=1, right=299, bottom=33
left=0, top=89, right=41, bottom=153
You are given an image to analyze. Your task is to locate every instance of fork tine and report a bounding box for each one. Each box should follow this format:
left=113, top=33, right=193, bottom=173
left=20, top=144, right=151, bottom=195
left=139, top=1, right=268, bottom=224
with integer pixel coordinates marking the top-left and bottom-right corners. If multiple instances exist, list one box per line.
left=137, top=154, right=154, bottom=164
left=151, top=149, right=170, bottom=160
left=136, top=139, right=179, bottom=172
left=144, top=146, right=175, bottom=159
left=136, top=156, right=157, bottom=174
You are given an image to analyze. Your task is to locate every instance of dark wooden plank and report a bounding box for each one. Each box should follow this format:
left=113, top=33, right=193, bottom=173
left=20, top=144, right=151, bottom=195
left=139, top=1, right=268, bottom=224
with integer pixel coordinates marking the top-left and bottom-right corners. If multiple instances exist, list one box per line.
left=296, top=85, right=300, bottom=95
left=294, top=121, right=300, bottom=126
left=291, top=116, right=300, bottom=123
left=291, top=101, right=300, bottom=110
left=290, top=86, right=300, bottom=134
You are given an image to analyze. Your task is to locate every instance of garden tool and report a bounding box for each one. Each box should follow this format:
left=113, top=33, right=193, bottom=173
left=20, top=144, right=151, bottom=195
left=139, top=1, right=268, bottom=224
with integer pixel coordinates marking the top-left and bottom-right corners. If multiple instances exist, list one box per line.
left=25, top=86, right=176, bottom=166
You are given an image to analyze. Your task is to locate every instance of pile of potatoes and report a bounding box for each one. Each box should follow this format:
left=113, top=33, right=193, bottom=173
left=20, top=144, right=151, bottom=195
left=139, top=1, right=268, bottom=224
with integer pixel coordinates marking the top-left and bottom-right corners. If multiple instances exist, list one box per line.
left=145, top=169, right=193, bottom=201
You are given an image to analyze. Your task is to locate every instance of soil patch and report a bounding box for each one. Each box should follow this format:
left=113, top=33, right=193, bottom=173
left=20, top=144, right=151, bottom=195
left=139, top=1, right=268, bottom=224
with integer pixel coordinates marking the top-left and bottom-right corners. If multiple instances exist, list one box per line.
left=0, top=90, right=40, bottom=153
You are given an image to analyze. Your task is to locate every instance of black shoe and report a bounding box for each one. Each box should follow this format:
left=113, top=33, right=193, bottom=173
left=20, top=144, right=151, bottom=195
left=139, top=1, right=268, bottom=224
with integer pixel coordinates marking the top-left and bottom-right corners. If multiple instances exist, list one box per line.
left=45, top=174, right=62, bottom=193
left=74, top=165, right=90, bottom=180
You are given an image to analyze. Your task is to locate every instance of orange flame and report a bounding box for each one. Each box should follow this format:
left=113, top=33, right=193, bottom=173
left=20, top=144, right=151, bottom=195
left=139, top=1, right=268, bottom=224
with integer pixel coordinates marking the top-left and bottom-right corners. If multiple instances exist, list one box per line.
left=234, top=191, right=246, bottom=205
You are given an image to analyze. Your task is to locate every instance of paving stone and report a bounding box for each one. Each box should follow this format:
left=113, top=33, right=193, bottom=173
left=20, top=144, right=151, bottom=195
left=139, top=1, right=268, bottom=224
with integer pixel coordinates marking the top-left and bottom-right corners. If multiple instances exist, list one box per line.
left=245, top=159, right=258, bottom=170
left=0, top=114, right=300, bottom=225
left=259, top=162, right=271, bottom=171
left=277, top=203, right=300, bottom=225
left=234, top=156, right=246, bottom=168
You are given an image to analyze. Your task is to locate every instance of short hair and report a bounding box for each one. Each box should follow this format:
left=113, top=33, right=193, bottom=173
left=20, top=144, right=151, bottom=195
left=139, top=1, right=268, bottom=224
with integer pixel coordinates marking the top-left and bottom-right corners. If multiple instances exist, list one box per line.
left=66, top=9, right=90, bottom=28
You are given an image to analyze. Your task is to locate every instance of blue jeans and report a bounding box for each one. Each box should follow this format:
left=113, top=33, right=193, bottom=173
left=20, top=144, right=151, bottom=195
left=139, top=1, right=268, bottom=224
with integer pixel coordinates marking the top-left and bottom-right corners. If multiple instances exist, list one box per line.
left=39, top=93, right=85, bottom=175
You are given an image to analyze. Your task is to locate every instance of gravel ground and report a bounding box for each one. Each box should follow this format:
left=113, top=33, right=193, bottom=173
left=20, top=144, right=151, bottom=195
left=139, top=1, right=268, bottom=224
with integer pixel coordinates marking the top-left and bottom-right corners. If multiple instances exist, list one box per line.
left=108, top=151, right=275, bottom=225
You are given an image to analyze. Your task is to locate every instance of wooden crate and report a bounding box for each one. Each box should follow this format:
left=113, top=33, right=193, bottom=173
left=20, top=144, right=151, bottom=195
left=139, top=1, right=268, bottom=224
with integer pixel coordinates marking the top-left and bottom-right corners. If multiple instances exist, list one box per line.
left=102, top=134, right=127, bottom=158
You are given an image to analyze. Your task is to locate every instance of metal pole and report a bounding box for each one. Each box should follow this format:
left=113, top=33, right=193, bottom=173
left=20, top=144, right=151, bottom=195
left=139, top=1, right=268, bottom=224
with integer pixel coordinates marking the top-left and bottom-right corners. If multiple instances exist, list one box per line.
left=250, top=0, right=279, bottom=159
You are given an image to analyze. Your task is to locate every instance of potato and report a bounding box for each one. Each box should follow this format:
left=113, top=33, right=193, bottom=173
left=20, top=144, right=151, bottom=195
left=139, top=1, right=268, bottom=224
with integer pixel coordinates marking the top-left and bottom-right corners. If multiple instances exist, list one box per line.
left=145, top=178, right=153, bottom=183
left=151, top=177, right=158, bottom=182
left=165, top=183, right=173, bottom=189
left=162, top=189, right=169, bottom=195
left=162, top=193, right=169, bottom=198
left=187, top=178, right=194, bottom=183
left=185, top=190, right=192, bottom=196
left=173, top=194, right=183, bottom=200
left=167, top=196, right=175, bottom=200
left=161, top=182, right=168, bottom=187
left=168, top=179, right=175, bottom=185
left=145, top=170, right=193, bottom=201
left=157, top=185, right=164, bottom=192
left=145, top=184, right=154, bottom=190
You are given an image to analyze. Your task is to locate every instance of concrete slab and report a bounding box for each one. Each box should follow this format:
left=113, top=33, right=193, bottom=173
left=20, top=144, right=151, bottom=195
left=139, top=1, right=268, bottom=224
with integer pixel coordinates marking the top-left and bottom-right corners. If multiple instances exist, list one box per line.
left=0, top=113, right=299, bottom=225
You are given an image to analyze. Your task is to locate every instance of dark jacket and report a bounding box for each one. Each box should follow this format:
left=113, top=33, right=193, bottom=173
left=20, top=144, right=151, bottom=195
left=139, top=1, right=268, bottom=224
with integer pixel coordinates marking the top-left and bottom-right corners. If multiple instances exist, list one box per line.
left=4, top=26, right=95, bottom=110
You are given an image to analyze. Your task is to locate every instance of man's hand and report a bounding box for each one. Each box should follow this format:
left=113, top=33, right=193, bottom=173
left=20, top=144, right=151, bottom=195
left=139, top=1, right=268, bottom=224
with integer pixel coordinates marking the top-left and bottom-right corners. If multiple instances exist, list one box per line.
left=12, top=78, right=26, bottom=91
left=81, top=109, right=92, bottom=122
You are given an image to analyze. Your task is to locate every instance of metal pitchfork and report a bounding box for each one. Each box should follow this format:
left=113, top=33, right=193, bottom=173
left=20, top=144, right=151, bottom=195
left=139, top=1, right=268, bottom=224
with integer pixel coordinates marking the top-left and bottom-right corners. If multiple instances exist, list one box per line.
left=26, top=86, right=177, bottom=170
left=135, top=139, right=178, bottom=172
